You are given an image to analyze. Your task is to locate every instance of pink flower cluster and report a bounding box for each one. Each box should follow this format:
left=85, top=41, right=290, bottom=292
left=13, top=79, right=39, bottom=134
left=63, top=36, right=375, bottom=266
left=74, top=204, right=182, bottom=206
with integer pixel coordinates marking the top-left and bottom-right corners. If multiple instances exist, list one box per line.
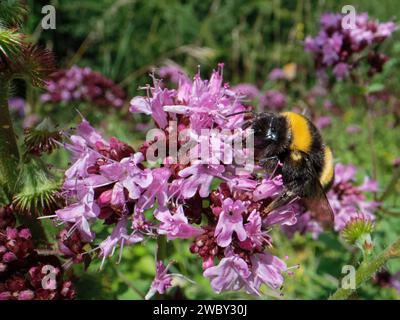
left=41, top=66, right=126, bottom=108
left=231, top=84, right=287, bottom=111
left=54, top=64, right=301, bottom=296
left=305, top=12, right=396, bottom=79
left=157, top=63, right=287, bottom=111
left=0, top=205, right=75, bottom=300
left=328, top=164, right=378, bottom=231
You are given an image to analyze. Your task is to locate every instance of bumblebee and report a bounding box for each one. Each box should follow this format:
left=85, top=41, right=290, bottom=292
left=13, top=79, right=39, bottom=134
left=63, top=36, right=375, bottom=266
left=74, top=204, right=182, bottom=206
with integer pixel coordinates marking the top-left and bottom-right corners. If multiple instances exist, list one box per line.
left=249, top=111, right=335, bottom=226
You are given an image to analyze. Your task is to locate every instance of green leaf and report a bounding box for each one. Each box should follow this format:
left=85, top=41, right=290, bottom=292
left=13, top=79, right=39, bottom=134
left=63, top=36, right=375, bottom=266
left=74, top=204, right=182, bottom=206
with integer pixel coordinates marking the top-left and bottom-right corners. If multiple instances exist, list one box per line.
left=366, top=83, right=384, bottom=93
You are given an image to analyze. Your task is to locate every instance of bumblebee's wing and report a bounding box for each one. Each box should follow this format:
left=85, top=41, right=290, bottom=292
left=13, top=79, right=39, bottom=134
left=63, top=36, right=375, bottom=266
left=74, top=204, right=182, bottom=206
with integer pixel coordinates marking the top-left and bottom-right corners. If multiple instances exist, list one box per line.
left=262, top=180, right=334, bottom=227
left=262, top=152, right=334, bottom=227
left=302, top=154, right=335, bottom=228
left=302, top=189, right=334, bottom=228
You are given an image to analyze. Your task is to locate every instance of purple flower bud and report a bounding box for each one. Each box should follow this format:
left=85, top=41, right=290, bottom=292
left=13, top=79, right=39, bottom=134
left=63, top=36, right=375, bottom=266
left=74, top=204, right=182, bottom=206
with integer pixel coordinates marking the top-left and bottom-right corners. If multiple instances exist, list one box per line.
left=268, top=68, right=286, bottom=81
left=18, top=228, right=31, bottom=240
left=260, top=90, right=287, bottom=110
left=41, top=66, right=126, bottom=108
left=2, top=252, right=17, bottom=263
left=0, top=292, right=12, bottom=300
left=18, top=290, right=35, bottom=300
left=305, top=12, right=397, bottom=80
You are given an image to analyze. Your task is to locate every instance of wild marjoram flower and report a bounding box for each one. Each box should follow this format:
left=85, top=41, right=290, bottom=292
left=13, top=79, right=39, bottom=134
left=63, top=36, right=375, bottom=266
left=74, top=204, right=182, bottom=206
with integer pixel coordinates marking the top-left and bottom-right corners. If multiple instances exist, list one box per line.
left=0, top=204, right=75, bottom=300
left=48, top=62, right=383, bottom=297
left=305, top=12, right=397, bottom=80
left=41, top=66, right=126, bottom=108
left=53, top=64, right=306, bottom=297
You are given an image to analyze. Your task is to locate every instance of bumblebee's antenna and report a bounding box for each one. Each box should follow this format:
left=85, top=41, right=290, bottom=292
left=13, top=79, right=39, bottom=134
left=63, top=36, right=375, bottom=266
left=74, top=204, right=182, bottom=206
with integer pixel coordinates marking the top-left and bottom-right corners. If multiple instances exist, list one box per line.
left=226, top=110, right=255, bottom=117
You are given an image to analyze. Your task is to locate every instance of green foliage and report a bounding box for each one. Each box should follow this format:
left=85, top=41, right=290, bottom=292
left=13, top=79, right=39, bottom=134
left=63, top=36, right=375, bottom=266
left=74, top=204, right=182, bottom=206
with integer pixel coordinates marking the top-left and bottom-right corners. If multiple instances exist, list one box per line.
left=12, top=157, right=61, bottom=215
left=25, top=0, right=400, bottom=94
left=0, top=0, right=27, bottom=27
left=0, top=28, right=22, bottom=63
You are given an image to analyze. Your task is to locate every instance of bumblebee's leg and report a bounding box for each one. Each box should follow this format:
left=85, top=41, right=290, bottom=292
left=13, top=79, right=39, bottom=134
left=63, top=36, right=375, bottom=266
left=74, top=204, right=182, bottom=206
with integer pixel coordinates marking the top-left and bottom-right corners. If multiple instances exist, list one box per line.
left=242, top=119, right=254, bottom=130
left=262, top=189, right=298, bottom=217
left=258, top=156, right=279, bottom=168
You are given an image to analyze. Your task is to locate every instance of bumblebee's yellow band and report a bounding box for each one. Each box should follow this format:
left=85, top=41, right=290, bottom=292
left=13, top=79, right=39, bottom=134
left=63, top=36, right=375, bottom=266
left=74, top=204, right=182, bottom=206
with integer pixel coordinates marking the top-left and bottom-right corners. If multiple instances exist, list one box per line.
left=319, top=146, right=334, bottom=188
left=281, top=112, right=312, bottom=153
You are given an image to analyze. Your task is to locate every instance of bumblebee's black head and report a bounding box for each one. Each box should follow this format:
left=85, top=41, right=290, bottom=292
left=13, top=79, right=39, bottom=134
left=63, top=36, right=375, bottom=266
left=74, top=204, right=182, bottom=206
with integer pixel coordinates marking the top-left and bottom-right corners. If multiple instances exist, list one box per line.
left=251, top=112, right=289, bottom=158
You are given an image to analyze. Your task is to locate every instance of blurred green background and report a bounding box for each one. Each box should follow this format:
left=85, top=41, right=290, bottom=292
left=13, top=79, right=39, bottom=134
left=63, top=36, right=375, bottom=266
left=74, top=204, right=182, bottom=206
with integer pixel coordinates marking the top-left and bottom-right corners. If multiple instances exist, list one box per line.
left=12, top=0, right=400, bottom=299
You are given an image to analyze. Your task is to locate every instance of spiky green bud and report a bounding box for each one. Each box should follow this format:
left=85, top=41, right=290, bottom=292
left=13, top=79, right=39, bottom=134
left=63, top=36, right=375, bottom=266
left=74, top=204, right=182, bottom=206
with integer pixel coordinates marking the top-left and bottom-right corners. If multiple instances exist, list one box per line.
left=12, top=158, right=62, bottom=216
left=342, top=216, right=375, bottom=256
left=24, top=118, right=62, bottom=156
left=0, top=0, right=28, bottom=28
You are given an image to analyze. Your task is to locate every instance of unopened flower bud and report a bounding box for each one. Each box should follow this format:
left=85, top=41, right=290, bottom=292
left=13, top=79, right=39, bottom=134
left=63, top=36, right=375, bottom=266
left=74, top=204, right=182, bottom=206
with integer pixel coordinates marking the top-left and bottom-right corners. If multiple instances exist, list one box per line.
left=98, top=190, right=112, bottom=206
left=18, top=290, right=35, bottom=300
left=202, top=256, right=214, bottom=270
left=341, top=215, right=374, bottom=256
left=3, top=252, right=17, bottom=263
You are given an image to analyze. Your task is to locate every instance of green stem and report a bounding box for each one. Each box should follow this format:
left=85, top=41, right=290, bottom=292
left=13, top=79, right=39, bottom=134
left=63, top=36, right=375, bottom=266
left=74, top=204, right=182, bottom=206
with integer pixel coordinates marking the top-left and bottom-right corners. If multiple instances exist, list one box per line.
left=329, top=237, right=400, bottom=300
left=363, top=93, right=378, bottom=185
left=0, top=80, right=48, bottom=244
left=157, top=236, right=168, bottom=261
left=0, top=79, right=20, bottom=196
left=115, top=268, right=146, bottom=299
left=379, top=167, right=400, bottom=202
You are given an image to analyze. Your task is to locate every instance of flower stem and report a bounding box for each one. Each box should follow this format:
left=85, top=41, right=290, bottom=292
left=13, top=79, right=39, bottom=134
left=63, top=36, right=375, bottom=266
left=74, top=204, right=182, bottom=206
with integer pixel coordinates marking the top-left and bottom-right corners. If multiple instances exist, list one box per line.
left=329, top=237, right=400, bottom=300
left=378, top=167, right=400, bottom=202
left=115, top=268, right=146, bottom=299
left=0, top=79, right=20, bottom=196
left=363, top=93, right=378, bottom=185
left=157, top=236, right=168, bottom=261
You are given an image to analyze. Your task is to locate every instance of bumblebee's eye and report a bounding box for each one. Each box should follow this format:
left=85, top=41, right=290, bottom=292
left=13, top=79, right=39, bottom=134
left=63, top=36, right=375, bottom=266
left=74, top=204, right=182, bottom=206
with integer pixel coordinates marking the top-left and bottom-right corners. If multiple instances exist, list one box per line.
left=265, top=128, right=278, bottom=142
left=265, top=118, right=278, bottom=142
